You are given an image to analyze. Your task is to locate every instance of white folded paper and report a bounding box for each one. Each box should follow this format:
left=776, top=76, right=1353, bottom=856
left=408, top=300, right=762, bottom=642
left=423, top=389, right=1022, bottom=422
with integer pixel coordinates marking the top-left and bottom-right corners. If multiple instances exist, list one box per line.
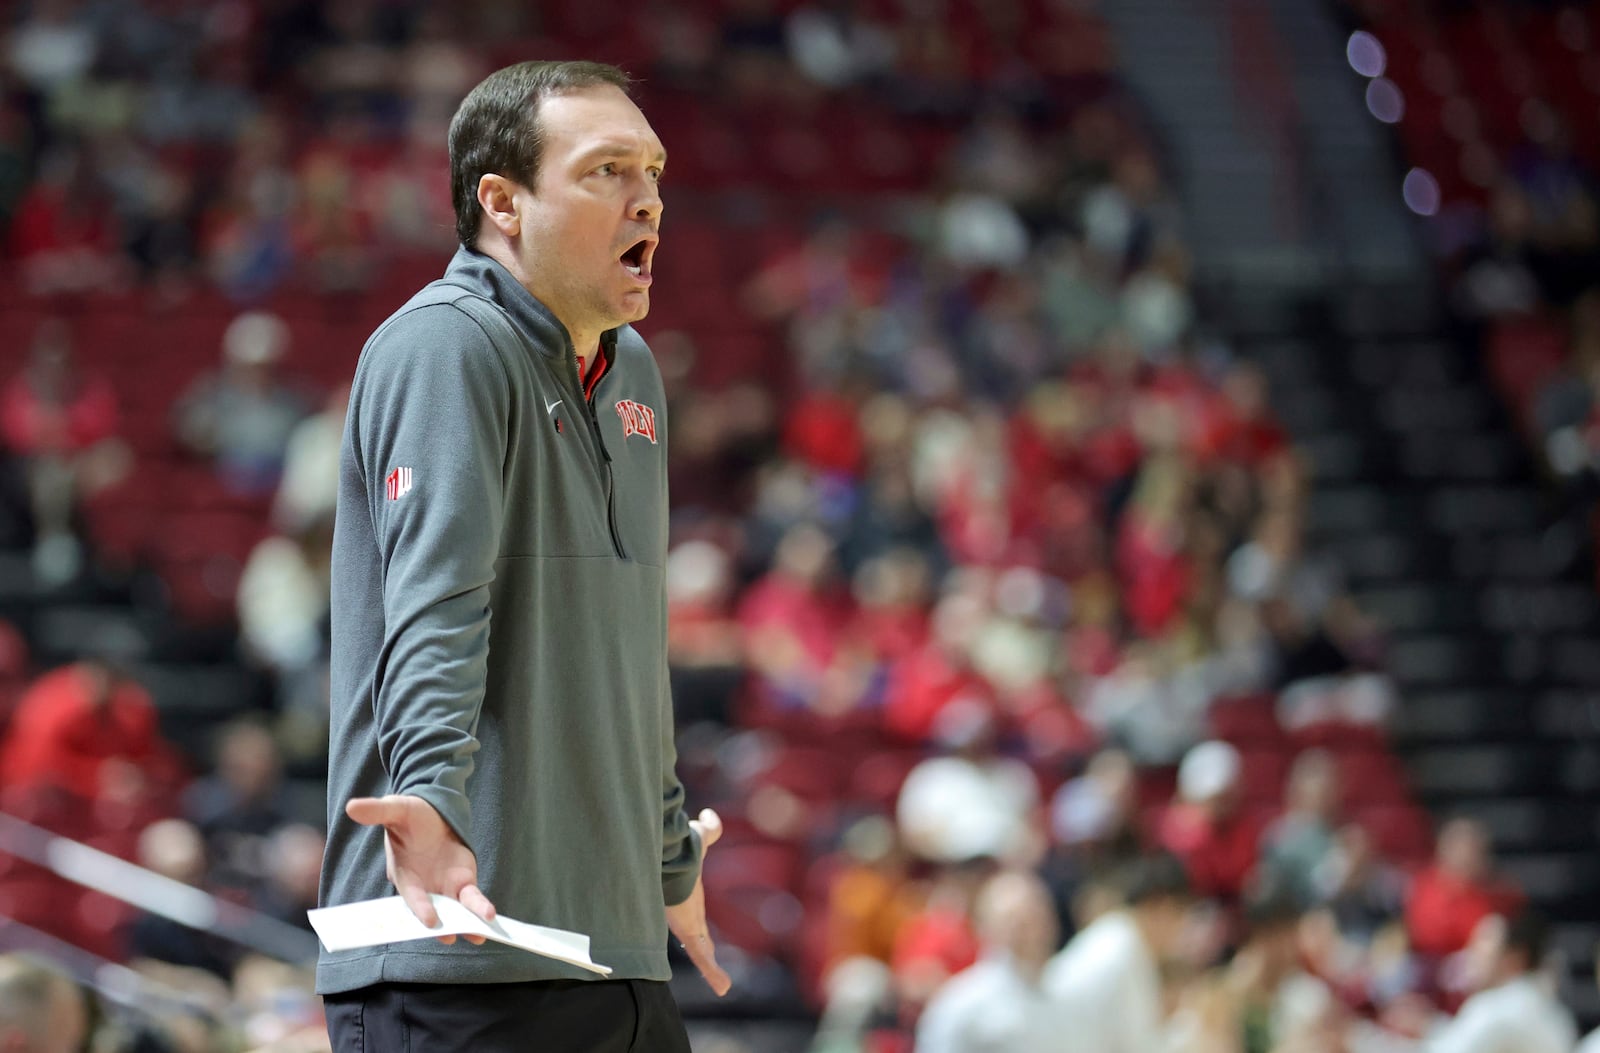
left=308, top=895, right=612, bottom=976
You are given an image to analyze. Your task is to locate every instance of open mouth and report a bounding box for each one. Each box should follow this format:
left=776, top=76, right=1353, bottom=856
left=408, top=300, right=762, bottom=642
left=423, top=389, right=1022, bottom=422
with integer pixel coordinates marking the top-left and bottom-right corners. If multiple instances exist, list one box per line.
left=619, top=236, right=656, bottom=285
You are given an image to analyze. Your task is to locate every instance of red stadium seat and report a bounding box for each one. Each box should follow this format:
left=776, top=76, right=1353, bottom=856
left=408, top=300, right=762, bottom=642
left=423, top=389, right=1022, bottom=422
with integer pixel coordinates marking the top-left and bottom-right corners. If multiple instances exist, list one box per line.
left=1356, top=803, right=1434, bottom=864
left=847, top=750, right=926, bottom=812
left=1209, top=694, right=1285, bottom=747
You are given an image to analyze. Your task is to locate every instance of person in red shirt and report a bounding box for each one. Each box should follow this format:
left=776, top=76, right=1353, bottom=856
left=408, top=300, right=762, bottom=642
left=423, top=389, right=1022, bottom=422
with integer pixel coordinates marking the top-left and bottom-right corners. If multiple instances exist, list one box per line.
left=1405, top=817, right=1522, bottom=959
left=739, top=522, right=861, bottom=713
left=5, top=146, right=122, bottom=295
left=0, top=659, right=182, bottom=812
left=1, top=320, right=127, bottom=584
left=883, top=593, right=998, bottom=742
left=1115, top=455, right=1194, bottom=639
left=1159, top=740, right=1265, bottom=904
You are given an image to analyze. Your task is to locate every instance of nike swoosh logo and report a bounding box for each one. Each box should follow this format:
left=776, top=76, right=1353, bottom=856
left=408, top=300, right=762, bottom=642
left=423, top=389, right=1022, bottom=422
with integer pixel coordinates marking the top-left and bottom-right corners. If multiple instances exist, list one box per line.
left=545, top=399, right=563, bottom=415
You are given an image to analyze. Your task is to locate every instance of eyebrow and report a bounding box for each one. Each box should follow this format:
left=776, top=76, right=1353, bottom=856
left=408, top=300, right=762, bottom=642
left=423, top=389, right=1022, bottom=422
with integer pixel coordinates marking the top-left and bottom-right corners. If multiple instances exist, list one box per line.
left=575, top=141, right=668, bottom=167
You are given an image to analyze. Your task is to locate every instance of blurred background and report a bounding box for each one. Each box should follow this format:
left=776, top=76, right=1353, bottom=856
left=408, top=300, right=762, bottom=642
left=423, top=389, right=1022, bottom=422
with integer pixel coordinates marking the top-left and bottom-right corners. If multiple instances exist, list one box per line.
left=0, top=0, right=1597, bottom=1049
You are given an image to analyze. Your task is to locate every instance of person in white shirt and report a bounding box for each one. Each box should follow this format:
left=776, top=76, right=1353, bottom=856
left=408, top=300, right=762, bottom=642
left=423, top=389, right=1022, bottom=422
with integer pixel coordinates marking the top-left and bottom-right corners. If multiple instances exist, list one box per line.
left=1578, top=956, right=1600, bottom=1053
left=1428, top=910, right=1576, bottom=1053
left=915, top=870, right=1062, bottom=1053
left=1043, top=853, right=1194, bottom=1053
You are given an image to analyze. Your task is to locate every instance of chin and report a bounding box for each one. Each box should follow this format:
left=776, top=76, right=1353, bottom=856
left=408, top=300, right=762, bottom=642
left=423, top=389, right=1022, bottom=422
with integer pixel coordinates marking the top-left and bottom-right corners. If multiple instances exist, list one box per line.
left=618, top=295, right=650, bottom=324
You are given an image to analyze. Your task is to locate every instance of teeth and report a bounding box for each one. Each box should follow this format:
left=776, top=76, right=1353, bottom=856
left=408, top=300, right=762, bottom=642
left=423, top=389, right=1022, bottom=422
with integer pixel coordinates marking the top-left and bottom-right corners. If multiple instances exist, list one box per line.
left=624, top=264, right=642, bottom=275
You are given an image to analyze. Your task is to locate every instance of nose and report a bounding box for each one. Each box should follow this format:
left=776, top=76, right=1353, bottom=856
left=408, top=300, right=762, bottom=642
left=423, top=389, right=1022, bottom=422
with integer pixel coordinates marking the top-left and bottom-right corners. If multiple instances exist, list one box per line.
left=633, top=177, right=663, bottom=222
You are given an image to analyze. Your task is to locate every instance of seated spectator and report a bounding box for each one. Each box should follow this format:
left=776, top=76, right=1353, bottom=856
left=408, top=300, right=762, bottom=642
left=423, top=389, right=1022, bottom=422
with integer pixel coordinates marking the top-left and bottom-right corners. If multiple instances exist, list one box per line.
left=1114, top=454, right=1193, bottom=639
left=1042, top=749, right=1146, bottom=938
left=1316, top=823, right=1406, bottom=946
left=823, top=816, right=922, bottom=975
left=1260, top=749, right=1341, bottom=907
left=1425, top=911, right=1576, bottom=1053
left=1, top=319, right=128, bottom=584
left=739, top=521, right=859, bottom=713
left=183, top=719, right=290, bottom=897
left=255, top=824, right=325, bottom=932
left=1049, top=748, right=1144, bottom=862
left=271, top=384, right=348, bottom=533
left=236, top=514, right=332, bottom=713
left=1159, top=740, right=1264, bottom=904
left=0, top=659, right=180, bottom=806
left=6, top=145, right=122, bottom=295
left=1262, top=592, right=1395, bottom=733
left=1044, top=853, right=1194, bottom=1053
left=847, top=549, right=934, bottom=668
left=1222, top=882, right=1339, bottom=1052
left=896, top=703, right=1041, bottom=866
left=173, top=311, right=308, bottom=498
left=915, top=870, right=1061, bottom=1053
left=884, top=591, right=998, bottom=743
left=127, top=818, right=236, bottom=980
left=665, top=538, right=745, bottom=726
left=889, top=860, right=987, bottom=1023
left=0, top=953, right=87, bottom=1053
left=1082, top=640, right=1210, bottom=765
left=1406, top=819, right=1521, bottom=960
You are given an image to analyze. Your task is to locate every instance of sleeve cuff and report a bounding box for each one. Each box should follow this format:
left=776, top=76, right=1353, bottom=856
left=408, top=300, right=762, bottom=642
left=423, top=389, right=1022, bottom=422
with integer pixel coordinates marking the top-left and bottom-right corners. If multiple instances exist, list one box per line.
left=405, top=784, right=475, bottom=856
left=661, top=824, right=703, bottom=907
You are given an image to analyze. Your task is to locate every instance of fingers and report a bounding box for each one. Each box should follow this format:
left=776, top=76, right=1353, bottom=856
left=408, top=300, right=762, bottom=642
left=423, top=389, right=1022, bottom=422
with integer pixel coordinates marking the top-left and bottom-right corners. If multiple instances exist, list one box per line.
left=345, top=796, right=407, bottom=828
left=459, top=883, right=497, bottom=924
left=691, top=808, right=723, bottom=850
left=458, top=883, right=496, bottom=944
left=681, top=930, right=732, bottom=997
left=397, top=880, right=441, bottom=930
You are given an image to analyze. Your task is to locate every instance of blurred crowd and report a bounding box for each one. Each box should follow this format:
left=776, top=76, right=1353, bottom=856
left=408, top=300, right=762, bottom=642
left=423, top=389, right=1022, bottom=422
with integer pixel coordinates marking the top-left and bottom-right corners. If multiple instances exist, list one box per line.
left=1418, top=8, right=1600, bottom=551
left=1452, top=157, right=1600, bottom=493
left=0, top=0, right=1589, bottom=1051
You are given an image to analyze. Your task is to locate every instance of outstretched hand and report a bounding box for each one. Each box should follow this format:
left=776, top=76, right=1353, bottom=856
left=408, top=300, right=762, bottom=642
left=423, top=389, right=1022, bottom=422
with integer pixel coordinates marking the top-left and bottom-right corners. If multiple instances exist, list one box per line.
left=345, top=794, right=497, bottom=945
left=665, top=808, right=732, bottom=996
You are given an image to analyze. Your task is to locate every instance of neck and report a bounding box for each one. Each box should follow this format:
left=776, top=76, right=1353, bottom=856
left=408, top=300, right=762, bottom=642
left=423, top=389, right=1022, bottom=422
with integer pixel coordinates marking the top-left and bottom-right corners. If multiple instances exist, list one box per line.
left=566, top=326, right=601, bottom=363
left=475, top=237, right=602, bottom=360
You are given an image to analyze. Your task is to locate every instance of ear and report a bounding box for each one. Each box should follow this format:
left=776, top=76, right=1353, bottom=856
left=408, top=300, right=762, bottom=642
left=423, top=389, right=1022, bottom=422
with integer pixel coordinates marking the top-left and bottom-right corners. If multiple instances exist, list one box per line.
left=476, top=174, right=522, bottom=238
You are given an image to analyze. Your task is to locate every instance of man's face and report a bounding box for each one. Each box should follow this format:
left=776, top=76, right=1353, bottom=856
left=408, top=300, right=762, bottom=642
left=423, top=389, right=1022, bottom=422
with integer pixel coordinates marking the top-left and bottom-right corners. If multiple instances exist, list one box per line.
left=513, top=86, right=664, bottom=341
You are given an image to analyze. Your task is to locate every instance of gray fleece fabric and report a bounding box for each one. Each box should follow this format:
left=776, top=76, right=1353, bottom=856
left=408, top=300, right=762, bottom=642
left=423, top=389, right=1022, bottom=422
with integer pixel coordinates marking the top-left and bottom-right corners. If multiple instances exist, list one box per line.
left=316, top=247, right=700, bottom=994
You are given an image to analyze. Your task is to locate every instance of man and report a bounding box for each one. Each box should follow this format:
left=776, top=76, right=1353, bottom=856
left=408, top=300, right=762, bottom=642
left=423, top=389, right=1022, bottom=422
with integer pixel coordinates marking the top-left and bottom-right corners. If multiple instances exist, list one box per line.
left=0, top=955, right=87, bottom=1053
left=1577, top=953, right=1600, bottom=1053
left=1406, top=818, right=1520, bottom=959
left=915, top=870, right=1062, bottom=1053
left=1425, top=911, right=1576, bottom=1053
left=1260, top=748, right=1341, bottom=907
left=1223, top=881, right=1341, bottom=1052
left=1043, top=853, right=1193, bottom=1053
left=1158, top=739, right=1264, bottom=904
left=173, top=311, right=308, bottom=497
left=318, top=61, right=728, bottom=1051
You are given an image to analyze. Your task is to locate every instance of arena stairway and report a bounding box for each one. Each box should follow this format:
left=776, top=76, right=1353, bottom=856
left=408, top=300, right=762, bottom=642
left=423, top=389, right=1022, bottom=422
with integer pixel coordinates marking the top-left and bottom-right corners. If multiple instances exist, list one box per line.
left=1248, top=306, right=1600, bottom=1024
left=1101, top=0, right=1316, bottom=287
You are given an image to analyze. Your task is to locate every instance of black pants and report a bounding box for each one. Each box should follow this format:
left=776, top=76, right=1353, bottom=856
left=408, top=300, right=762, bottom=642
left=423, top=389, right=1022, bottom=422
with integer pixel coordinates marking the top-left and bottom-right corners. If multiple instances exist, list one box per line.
left=323, top=979, right=692, bottom=1052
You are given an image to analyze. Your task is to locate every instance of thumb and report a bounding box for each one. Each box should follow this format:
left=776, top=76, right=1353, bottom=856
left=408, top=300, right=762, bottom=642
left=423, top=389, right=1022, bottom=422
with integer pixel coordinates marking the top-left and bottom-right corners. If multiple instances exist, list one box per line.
left=346, top=796, right=407, bottom=828
left=691, top=808, right=723, bottom=851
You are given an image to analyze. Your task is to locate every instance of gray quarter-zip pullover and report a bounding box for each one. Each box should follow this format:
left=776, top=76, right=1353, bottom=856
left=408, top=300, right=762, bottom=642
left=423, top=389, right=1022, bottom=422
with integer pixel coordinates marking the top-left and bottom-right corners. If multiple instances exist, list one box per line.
left=316, top=247, right=699, bottom=994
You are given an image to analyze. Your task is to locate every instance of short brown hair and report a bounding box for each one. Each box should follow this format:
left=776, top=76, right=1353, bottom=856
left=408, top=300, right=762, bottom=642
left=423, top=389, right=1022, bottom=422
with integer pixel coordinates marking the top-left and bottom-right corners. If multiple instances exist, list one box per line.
left=448, top=60, right=632, bottom=247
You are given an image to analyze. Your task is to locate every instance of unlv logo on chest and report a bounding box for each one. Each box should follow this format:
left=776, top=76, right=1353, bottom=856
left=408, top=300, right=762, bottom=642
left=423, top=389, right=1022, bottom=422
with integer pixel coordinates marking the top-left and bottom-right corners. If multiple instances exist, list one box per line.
left=614, top=399, right=658, bottom=444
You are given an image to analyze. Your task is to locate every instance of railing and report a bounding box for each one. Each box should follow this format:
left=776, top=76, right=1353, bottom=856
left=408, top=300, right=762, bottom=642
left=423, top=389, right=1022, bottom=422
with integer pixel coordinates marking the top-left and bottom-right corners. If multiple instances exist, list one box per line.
left=0, top=809, right=319, bottom=965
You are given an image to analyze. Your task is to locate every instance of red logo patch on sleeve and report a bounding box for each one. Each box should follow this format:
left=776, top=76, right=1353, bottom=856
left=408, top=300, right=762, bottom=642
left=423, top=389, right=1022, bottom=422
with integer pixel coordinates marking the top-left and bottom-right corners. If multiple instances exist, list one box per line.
left=385, top=466, right=413, bottom=501
left=614, top=399, right=658, bottom=444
